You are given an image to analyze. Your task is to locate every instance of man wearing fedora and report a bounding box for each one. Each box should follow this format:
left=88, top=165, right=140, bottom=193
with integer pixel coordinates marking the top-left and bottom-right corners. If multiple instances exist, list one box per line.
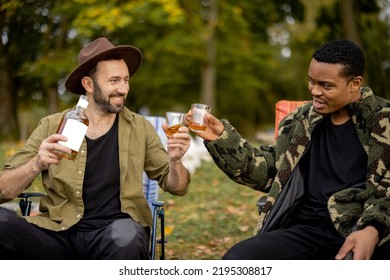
left=0, top=37, right=191, bottom=259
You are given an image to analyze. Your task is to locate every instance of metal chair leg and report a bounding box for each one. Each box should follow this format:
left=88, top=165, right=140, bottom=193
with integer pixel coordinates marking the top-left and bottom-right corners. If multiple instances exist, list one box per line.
left=18, top=192, right=44, bottom=216
left=158, top=206, right=165, bottom=260
left=150, top=201, right=166, bottom=260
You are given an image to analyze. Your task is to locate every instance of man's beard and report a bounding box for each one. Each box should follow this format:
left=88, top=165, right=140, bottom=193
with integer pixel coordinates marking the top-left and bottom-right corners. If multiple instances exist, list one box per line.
left=93, top=80, right=125, bottom=113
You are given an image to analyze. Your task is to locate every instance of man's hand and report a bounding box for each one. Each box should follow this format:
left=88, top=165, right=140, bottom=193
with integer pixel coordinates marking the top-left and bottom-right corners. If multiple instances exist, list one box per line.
left=160, top=124, right=191, bottom=195
left=36, top=134, right=71, bottom=170
left=162, top=124, right=191, bottom=162
left=336, top=226, right=379, bottom=260
left=185, top=111, right=224, bottom=141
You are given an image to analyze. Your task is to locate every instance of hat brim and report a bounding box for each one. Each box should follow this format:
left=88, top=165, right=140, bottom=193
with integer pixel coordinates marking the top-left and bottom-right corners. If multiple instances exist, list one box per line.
left=65, top=45, right=143, bottom=95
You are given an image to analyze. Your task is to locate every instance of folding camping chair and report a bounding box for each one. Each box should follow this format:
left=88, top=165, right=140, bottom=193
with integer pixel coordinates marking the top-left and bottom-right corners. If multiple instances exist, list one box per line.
left=143, top=116, right=168, bottom=260
left=273, top=100, right=307, bottom=139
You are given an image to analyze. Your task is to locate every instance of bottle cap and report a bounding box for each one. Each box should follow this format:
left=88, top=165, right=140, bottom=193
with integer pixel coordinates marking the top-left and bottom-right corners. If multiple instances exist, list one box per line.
left=77, top=95, right=89, bottom=109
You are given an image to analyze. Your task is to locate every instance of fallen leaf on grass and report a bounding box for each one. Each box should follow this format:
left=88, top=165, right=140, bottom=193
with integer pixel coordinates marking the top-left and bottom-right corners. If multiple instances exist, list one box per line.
left=239, top=225, right=249, bottom=232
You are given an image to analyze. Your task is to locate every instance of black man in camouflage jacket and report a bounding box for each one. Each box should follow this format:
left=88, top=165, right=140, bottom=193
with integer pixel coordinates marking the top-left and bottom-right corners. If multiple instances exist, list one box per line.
left=189, top=39, right=390, bottom=260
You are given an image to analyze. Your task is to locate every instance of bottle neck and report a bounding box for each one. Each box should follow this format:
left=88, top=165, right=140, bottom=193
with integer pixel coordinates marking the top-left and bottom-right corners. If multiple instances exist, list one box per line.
left=77, top=95, right=89, bottom=110
left=76, top=105, right=87, bottom=114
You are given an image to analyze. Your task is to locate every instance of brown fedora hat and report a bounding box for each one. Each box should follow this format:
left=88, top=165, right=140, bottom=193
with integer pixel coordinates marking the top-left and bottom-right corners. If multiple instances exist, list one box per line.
left=65, top=37, right=143, bottom=95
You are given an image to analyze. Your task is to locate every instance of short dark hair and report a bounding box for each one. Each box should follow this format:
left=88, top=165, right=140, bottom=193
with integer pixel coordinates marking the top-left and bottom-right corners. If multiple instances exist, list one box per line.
left=312, top=39, right=365, bottom=79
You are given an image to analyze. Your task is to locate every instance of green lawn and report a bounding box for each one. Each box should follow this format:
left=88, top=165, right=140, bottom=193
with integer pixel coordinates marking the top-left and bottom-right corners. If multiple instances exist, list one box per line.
left=0, top=142, right=263, bottom=260
left=158, top=160, right=261, bottom=259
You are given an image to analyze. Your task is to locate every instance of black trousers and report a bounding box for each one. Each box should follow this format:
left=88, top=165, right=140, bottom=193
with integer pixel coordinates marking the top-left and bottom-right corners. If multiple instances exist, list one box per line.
left=0, top=214, right=149, bottom=260
left=223, top=215, right=390, bottom=260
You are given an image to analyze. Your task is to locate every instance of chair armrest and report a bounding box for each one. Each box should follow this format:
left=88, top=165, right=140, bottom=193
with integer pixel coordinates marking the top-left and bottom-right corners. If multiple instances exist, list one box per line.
left=18, top=192, right=45, bottom=199
left=18, top=192, right=45, bottom=216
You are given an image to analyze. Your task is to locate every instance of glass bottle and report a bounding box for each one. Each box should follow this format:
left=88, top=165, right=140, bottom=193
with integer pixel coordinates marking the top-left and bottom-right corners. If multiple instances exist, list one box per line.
left=54, top=95, right=89, bottom=160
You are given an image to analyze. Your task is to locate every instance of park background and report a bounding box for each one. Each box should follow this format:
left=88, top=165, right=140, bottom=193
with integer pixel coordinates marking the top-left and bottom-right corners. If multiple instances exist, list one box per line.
left=0, top=0, right=390, bottom=259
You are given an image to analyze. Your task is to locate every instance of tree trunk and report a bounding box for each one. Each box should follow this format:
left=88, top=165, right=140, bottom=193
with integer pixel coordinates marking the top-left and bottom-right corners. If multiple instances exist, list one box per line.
left=200, top=0, right=218, bottom=113
left=0, top=44, right=19, bottom=141
left=48, top=86, right=59, bottom=114
left=339, top=0, right=369, bottom=84
left=339, top=0, right=363, bottom=47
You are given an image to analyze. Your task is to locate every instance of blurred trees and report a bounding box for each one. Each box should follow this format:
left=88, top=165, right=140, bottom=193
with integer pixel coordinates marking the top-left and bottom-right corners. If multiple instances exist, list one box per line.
left=0, top=0, right=389, bottom=141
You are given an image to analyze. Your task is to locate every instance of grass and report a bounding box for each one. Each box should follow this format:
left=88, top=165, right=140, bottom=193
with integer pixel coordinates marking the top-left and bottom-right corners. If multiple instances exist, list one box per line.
left=158, top=160, right=261, bottom=260
left=0, top=142, right=263, bottom=260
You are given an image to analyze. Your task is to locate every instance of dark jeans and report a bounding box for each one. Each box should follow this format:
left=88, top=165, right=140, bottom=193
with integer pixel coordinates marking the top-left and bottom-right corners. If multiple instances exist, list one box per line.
left=0, top=215, right=149, bottom=260
left=223, top=215, right=390, bottom=260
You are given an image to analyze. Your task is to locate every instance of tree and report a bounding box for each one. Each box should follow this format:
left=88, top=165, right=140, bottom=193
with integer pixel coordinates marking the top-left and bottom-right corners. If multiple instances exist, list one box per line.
left=0, top=0, right=81, bottom=140
left=0, top=1, right=24, bottom=140
left=313, top=0, right=390, bottom=98
left=200, top=0, right=218, bottom=112
left=1, top=0, right=389, bottom=141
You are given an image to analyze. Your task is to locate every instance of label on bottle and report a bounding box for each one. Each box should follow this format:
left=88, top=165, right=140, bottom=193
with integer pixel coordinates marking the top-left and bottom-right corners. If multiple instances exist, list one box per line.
left=58, top=119, right=88, bottom=151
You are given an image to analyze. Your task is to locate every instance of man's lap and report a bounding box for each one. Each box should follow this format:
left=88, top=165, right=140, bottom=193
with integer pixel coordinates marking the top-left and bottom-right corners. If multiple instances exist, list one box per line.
left=0, top=214, right=149, bottom=259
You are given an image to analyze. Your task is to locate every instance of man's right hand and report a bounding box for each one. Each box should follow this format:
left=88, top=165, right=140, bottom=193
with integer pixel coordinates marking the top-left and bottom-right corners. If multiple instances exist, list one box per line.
left=35, top=134, right=71, bottom=170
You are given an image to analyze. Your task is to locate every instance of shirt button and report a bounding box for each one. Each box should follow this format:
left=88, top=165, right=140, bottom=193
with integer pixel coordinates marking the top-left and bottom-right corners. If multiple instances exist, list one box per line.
left=61, top=226, right=66, bottom=230
left=78, top=170, right=82, bottom=174
left=76, top=191, right=80, bottom=195
left=77, top=214, right=81, bottom=218
left=81, top=150, right=85, bottom=154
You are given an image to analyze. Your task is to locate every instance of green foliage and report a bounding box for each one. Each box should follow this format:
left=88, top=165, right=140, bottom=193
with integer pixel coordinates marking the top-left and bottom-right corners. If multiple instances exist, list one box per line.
left=312, top=0, right=390, bottom=98
left=1, top=0, right=390, bottom=140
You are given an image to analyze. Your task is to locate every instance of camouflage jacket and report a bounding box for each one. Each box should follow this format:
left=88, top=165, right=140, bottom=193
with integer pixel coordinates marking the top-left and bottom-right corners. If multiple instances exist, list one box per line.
left=204, top=87, right=390, bottom=246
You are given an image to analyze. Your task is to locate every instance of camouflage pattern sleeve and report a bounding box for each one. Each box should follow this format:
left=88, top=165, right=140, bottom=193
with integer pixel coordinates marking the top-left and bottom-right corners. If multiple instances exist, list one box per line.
left=204, top=120, right=276, bottom=192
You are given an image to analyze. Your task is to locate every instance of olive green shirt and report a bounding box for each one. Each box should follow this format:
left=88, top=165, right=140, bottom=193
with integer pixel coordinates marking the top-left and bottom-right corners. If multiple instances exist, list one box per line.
left=0, top=107, right=183, bottom=231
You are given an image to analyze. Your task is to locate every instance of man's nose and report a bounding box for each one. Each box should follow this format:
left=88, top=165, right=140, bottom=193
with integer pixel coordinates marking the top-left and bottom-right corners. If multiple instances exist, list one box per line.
left=310, top=85, right=322, bottom=96
left=117, top=80, right=129, bottom=93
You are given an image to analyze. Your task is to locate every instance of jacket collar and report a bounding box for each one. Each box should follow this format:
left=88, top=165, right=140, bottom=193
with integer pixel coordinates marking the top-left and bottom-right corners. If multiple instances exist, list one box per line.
left=119, top=106, right=135, bottom=123
left=345, top=86, right=373, bottom=115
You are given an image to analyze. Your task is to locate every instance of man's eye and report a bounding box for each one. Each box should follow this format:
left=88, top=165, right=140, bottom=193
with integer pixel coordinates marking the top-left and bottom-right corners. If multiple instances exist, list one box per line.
left=322, top=84, right=332, bottom=90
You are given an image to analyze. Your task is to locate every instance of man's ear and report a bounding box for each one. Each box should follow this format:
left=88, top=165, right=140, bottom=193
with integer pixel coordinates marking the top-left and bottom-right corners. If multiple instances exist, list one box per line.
left=81, top=76, right=94, bottom=93
left=350, top=76, right=363, bottom=91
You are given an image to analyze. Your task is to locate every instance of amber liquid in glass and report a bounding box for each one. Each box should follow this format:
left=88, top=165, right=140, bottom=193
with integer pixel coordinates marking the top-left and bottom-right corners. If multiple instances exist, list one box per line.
left=166, top=124, right=184, bottom=137
left=189, top=121, right=206, bottom=132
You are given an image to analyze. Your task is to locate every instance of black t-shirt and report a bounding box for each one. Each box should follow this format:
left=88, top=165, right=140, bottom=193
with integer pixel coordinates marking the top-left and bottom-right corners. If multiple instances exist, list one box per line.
left=73, top=116, right=129, bottom=231
left=296, top=116, right=367, bottom=219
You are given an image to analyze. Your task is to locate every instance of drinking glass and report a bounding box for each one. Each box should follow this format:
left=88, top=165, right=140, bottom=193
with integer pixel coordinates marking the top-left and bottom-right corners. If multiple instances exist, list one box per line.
left=165, top=112, right=185, bottom=137
left=189, top=103, right=211, bottom=132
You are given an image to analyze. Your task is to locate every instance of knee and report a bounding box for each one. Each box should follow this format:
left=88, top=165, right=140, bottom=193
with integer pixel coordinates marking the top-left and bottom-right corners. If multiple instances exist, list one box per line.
left=106, top=218, right=149, bottom=259
left=222, top=245, right=242, bottom=260
left=222, top=251, right=235, bottom=260
left=110, top=219, right=148, bottom=247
